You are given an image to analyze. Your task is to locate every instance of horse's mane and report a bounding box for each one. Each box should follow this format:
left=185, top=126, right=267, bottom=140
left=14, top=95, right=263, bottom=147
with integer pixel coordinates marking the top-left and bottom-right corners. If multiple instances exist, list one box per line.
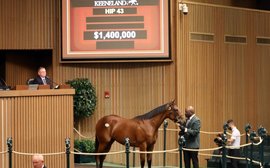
left=133, top=103, right=169, bottom=120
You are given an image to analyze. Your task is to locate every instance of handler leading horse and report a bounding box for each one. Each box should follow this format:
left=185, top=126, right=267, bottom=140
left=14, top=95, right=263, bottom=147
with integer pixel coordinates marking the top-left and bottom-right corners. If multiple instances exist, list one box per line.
left=95, top=100, right=184, bottom=168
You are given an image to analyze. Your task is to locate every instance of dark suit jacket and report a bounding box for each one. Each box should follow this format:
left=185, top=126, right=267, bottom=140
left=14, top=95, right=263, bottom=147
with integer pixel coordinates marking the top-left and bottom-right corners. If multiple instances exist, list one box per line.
left=33, top=76, right=52, bottom=88
left=184, top=115, right=201, bottom=149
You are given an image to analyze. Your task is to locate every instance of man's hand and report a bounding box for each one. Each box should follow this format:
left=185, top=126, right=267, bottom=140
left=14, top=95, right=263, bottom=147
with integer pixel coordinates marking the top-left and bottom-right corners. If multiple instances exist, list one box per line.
left=179, top=125, right=187, bottom=133
left=179, top=125, right=185, bottom=130
left=179, top=130, right=185, bottom=136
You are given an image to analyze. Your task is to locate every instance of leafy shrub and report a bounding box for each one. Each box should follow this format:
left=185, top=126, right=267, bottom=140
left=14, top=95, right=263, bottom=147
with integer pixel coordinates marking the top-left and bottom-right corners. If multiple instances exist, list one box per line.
left=74, top=139, right=95, bottom=153
left=66, top=78, right=97, bottom=123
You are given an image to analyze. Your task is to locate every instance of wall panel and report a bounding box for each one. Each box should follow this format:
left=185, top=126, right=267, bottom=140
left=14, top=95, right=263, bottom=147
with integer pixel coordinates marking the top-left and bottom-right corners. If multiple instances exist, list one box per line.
left=0, top=0, right=54, bottom=49
left=188, top=0, right=256, bottom=8
left=177, top=3, right=270, bottom=165
left=256, top=10, right=270, bottom=130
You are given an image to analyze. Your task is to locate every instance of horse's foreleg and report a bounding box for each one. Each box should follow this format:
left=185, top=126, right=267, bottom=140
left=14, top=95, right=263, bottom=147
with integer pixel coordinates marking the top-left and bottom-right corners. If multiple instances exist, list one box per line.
left=147, top=145, right=154, bottom=168
left=139, top=153, right=146, bottom=168
left=139, top=145, right=147, bottom=168
left=147, top=154, right=152, bottom=168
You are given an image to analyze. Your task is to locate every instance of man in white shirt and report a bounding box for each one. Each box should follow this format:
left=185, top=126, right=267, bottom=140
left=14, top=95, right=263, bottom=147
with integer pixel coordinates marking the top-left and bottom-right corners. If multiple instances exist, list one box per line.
left=227, top=119, right=241, bottom=168
left=32, top=154, right=47, bottom=168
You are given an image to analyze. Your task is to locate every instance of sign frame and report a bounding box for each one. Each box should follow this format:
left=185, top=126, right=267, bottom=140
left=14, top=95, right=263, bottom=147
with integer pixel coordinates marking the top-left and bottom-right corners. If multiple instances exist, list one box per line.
left=61, top=0, right=172, bottom=63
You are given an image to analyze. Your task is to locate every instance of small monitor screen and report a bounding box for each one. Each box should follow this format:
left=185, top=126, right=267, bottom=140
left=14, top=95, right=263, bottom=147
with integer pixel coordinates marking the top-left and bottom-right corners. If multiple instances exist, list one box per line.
left=28, top=84, right=39, bottom=90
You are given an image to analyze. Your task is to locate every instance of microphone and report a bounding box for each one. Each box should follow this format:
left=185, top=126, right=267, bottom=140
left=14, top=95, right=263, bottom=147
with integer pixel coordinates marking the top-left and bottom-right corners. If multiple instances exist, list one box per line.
left=46, top=76, right=60, bottom=89
left=0, top=77, right=10, bottom=90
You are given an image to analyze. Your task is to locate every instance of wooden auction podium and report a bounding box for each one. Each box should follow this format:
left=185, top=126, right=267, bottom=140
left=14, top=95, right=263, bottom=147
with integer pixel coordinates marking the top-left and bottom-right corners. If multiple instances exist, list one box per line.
left=0, top=89, right=75, bottom=168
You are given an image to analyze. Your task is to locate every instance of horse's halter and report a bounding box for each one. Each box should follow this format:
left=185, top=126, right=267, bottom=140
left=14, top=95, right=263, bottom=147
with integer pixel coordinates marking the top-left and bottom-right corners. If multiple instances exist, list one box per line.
left=168, top=104, right=180, bottom=123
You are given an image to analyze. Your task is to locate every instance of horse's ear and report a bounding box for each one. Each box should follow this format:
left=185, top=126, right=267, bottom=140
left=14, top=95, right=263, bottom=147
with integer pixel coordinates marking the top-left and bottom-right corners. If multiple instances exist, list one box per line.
left=171, top=99, right=176, bottom=104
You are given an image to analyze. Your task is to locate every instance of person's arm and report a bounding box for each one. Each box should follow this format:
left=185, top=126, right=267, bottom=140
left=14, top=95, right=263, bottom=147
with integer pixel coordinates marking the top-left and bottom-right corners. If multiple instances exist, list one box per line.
left=227, top=138, right=235, bottom=145
left=227, top=134, right=236, bottom=145
left=32, top=77, right=39, bottom=84
left=45, top=77, right=53, bottom=88
left=186, top=119, right=201, bottom=136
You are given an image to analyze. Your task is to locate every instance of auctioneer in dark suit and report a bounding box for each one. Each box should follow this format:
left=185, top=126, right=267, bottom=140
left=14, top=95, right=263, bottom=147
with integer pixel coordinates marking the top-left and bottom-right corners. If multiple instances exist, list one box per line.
left=33, top=76, right=51, bottom=85
left=181, top=114, right=201, bottom=168
left=32, top=76, right=52, bottom=88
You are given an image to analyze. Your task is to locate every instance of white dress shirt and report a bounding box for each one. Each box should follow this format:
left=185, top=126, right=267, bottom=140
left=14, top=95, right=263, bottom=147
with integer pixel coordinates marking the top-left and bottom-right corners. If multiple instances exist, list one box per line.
left=184, top=114, right=195, bottom=132
left=41, top=77, right=47, bottom=84
left=230, top=127, right=241, bottom=149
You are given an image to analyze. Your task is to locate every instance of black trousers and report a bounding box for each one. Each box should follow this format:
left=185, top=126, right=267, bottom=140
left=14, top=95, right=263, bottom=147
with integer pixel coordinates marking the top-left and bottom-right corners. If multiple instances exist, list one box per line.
left=184, top=150, right=199, bottom=168
left=228, top=149, right=240, bottom=168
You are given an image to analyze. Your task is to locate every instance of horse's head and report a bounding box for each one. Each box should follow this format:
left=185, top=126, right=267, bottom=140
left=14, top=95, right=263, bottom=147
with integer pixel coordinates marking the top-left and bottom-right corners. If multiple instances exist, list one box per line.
left=166, top=100, right=185, bottom=123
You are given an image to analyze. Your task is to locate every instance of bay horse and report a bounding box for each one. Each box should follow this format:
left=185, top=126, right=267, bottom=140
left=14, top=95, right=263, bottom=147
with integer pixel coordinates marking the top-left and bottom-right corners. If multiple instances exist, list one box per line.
left=95, top=100, right=184, bottom=168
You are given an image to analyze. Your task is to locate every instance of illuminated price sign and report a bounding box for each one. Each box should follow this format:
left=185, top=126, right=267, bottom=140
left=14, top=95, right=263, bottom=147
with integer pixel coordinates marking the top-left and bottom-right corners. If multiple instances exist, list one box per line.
left=62, top=0, right=171, bottom=62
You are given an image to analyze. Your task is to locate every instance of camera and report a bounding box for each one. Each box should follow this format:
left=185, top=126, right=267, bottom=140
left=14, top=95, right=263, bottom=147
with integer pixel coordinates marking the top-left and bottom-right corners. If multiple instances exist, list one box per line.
left=245, top=124, right=251, bottom=132
left=223, top=123, right=229, bottom=131
left=258, top=126, right=267, bottom=138
left=214, top=134, right=223, bottom=147
left=179, top=3, right=188, bottom=15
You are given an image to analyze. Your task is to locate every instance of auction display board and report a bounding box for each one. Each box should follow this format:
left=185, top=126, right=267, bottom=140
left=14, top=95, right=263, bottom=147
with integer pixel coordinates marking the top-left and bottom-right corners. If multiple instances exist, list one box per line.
left=61, top=0, right=171, bottom=62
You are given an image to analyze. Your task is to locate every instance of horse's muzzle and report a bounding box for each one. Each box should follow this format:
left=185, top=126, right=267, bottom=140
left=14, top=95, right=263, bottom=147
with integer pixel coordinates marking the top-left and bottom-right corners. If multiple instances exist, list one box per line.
left=175, top=117, right=181, bottom=123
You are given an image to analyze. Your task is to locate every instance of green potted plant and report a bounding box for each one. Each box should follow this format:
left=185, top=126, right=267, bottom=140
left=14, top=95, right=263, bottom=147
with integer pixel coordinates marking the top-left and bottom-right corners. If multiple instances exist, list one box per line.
left=74, top=139, right=95, bottom=163
left=66, top=78, right=97, bottom=126
left=66, top=78, right=97, bottom=163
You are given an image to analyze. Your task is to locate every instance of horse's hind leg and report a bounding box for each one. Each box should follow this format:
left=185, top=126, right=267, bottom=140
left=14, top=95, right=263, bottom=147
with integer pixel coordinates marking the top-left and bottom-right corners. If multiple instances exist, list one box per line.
left=95, top=155, right=106, bottom=168
left=95, top=154, right=106, bottom=168
left=95, top=136, right=102, bottom=168
left=96, top=140, right=115, bottom=168
left=96, top=143, right=106, bottom=168
left=95, top=139, right=107, bottom=168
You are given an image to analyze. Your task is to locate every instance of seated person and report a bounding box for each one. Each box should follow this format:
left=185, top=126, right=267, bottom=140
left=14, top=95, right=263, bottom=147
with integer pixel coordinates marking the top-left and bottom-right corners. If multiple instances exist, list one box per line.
left=33, top=67, right=52, bottom=88
left=207, top=134, right=223, bottom=168
left=213, top=133, right=223, bottom=156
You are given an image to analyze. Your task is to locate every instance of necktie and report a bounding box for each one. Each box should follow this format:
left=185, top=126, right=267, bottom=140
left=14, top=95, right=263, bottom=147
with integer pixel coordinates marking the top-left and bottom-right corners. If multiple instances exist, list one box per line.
left=42, top=78, right=47, bottom=85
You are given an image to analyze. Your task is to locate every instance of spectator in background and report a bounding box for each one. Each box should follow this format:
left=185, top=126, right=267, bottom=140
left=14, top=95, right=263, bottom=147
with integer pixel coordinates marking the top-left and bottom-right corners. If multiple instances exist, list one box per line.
left=32, top=154, right=47, bottom=168
left=227, top=119, right=241, bottom=168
